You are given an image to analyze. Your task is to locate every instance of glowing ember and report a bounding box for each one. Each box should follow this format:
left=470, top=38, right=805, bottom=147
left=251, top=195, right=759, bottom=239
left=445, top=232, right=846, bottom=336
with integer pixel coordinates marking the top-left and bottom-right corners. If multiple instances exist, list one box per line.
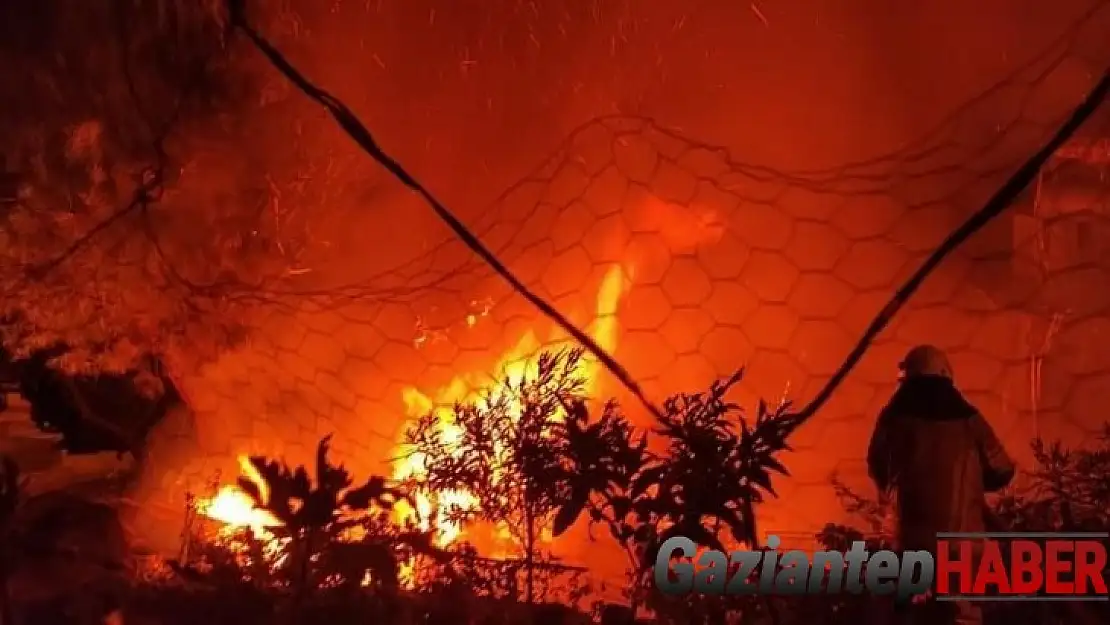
left=394, top=264, right=631, bottom=548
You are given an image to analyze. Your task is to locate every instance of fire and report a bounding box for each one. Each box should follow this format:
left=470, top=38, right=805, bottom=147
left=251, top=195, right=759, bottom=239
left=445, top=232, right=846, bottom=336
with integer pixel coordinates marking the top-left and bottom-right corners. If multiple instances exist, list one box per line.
left=195, top=456, right=284, bottom=540
left=189, top=264, right=631, bottom=564
left=393, top=264, right=631, bottom=548
left=186, top=180, right=723, bottom=548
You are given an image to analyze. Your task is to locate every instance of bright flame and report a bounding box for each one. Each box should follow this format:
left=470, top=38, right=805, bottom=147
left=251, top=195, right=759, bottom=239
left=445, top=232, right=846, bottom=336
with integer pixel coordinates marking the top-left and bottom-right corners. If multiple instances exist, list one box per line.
left=193, top=456, right=291, bottom=571
left=394, top=264, right=631, bottom=548
left=196, top=456, right=284, bottom=540
left=189, top=265, right=631, bottom=581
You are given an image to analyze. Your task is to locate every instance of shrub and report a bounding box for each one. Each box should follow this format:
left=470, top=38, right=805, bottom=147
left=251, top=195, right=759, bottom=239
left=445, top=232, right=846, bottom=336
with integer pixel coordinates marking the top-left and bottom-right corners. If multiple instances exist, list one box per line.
left=550, top=366, right=798, bottom=621
left=173, top=436, right=440, bottom=622
left=51, top=350, right=1110, bottom=625
left=404, top=349, right=589, bottom=604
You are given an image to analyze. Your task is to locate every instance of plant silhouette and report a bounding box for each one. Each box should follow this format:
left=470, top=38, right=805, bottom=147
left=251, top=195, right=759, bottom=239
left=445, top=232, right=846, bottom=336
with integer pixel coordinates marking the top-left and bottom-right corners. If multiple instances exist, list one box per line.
left=404, top=348, right=586, bottom=604
left=551, top=369, right=799, bottom=614
left=232, top=436, right=428, bottom=602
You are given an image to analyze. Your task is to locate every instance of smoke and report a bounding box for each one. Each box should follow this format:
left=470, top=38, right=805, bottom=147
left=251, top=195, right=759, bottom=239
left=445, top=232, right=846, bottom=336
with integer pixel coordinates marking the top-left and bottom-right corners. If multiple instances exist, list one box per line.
left=260, top=0, right=1108, bottom=280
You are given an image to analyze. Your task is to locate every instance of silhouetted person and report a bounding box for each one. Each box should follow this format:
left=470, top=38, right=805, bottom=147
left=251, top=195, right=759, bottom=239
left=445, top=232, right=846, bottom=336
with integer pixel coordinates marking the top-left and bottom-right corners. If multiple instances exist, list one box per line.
left=867, top=345, right=1016, bottom=625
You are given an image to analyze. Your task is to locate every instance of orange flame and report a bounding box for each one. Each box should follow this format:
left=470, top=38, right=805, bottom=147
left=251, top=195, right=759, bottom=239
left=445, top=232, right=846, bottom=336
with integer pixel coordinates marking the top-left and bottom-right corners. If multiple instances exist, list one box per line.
left=190, top=264, right=632, bottom=573
left=394, top=264, right=631, bottom=549
left=195, top=456, right=284, bottom=539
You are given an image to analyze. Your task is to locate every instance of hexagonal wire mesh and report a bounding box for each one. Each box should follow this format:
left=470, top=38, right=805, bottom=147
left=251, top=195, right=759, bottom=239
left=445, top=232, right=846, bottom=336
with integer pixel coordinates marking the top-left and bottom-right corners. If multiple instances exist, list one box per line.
left=134, top=10, right=1110, bottom=562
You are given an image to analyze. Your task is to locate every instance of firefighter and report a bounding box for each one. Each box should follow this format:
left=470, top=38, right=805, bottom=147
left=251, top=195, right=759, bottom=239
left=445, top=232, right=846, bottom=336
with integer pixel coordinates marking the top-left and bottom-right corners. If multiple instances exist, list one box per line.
left=867, top=344, right=1016, bottom=625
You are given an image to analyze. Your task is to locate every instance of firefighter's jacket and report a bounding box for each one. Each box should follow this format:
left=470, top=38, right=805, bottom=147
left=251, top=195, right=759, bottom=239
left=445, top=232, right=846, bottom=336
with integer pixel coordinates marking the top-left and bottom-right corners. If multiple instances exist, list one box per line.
left=866, top=375, right=1016, bottom=553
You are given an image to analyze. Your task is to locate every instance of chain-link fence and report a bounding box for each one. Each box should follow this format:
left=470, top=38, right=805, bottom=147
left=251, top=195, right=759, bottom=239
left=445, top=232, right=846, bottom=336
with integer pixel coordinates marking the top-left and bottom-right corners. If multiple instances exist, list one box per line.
left=126, top=7, right=1110, bottom=562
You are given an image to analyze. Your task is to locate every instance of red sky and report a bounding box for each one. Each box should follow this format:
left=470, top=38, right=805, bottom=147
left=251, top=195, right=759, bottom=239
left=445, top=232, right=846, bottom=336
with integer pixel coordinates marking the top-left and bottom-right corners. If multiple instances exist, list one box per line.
left=242, top=0, right=1109, bottom=279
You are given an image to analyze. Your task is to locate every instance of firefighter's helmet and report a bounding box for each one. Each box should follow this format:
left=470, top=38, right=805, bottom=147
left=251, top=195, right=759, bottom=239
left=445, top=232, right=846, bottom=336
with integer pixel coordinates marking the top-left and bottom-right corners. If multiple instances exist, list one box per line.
left=899, top=344, right=953, bottom=379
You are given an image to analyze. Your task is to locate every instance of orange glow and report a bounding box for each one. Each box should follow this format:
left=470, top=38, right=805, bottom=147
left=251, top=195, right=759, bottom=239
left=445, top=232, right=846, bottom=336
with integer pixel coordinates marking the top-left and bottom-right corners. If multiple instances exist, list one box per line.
left=189, top=264, right=631, bottom=581
left=193, top=456, right=291, bottom=571
left=640, top=195, right=726, bottom=253
left=195, top=455, right=284, bottom=540
left=393, top=263, right=632, bottom=550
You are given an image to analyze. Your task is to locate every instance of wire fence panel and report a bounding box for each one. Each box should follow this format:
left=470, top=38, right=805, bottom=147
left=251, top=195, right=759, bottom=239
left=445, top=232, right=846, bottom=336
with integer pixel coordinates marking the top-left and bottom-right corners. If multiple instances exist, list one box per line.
left=117, top=7, right=1110, bottom=560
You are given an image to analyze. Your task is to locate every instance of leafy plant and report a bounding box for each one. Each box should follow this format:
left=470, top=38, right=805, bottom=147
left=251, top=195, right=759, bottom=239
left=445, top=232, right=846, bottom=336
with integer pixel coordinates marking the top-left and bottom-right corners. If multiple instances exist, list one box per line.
left=551, top=369, right=799, bottom=617
left=647, top=370, right=798, bottom=547
left=817, top=474, right=893, bottom=552
left=992, top=425, right=1110, bottom=532
left=420, top=543, right=590, bottom=607
left=404, top=348, right=585, bottom=604
left=549, top=396, right=651, bottom=609
left=180, top=435, right=438, bottom=623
